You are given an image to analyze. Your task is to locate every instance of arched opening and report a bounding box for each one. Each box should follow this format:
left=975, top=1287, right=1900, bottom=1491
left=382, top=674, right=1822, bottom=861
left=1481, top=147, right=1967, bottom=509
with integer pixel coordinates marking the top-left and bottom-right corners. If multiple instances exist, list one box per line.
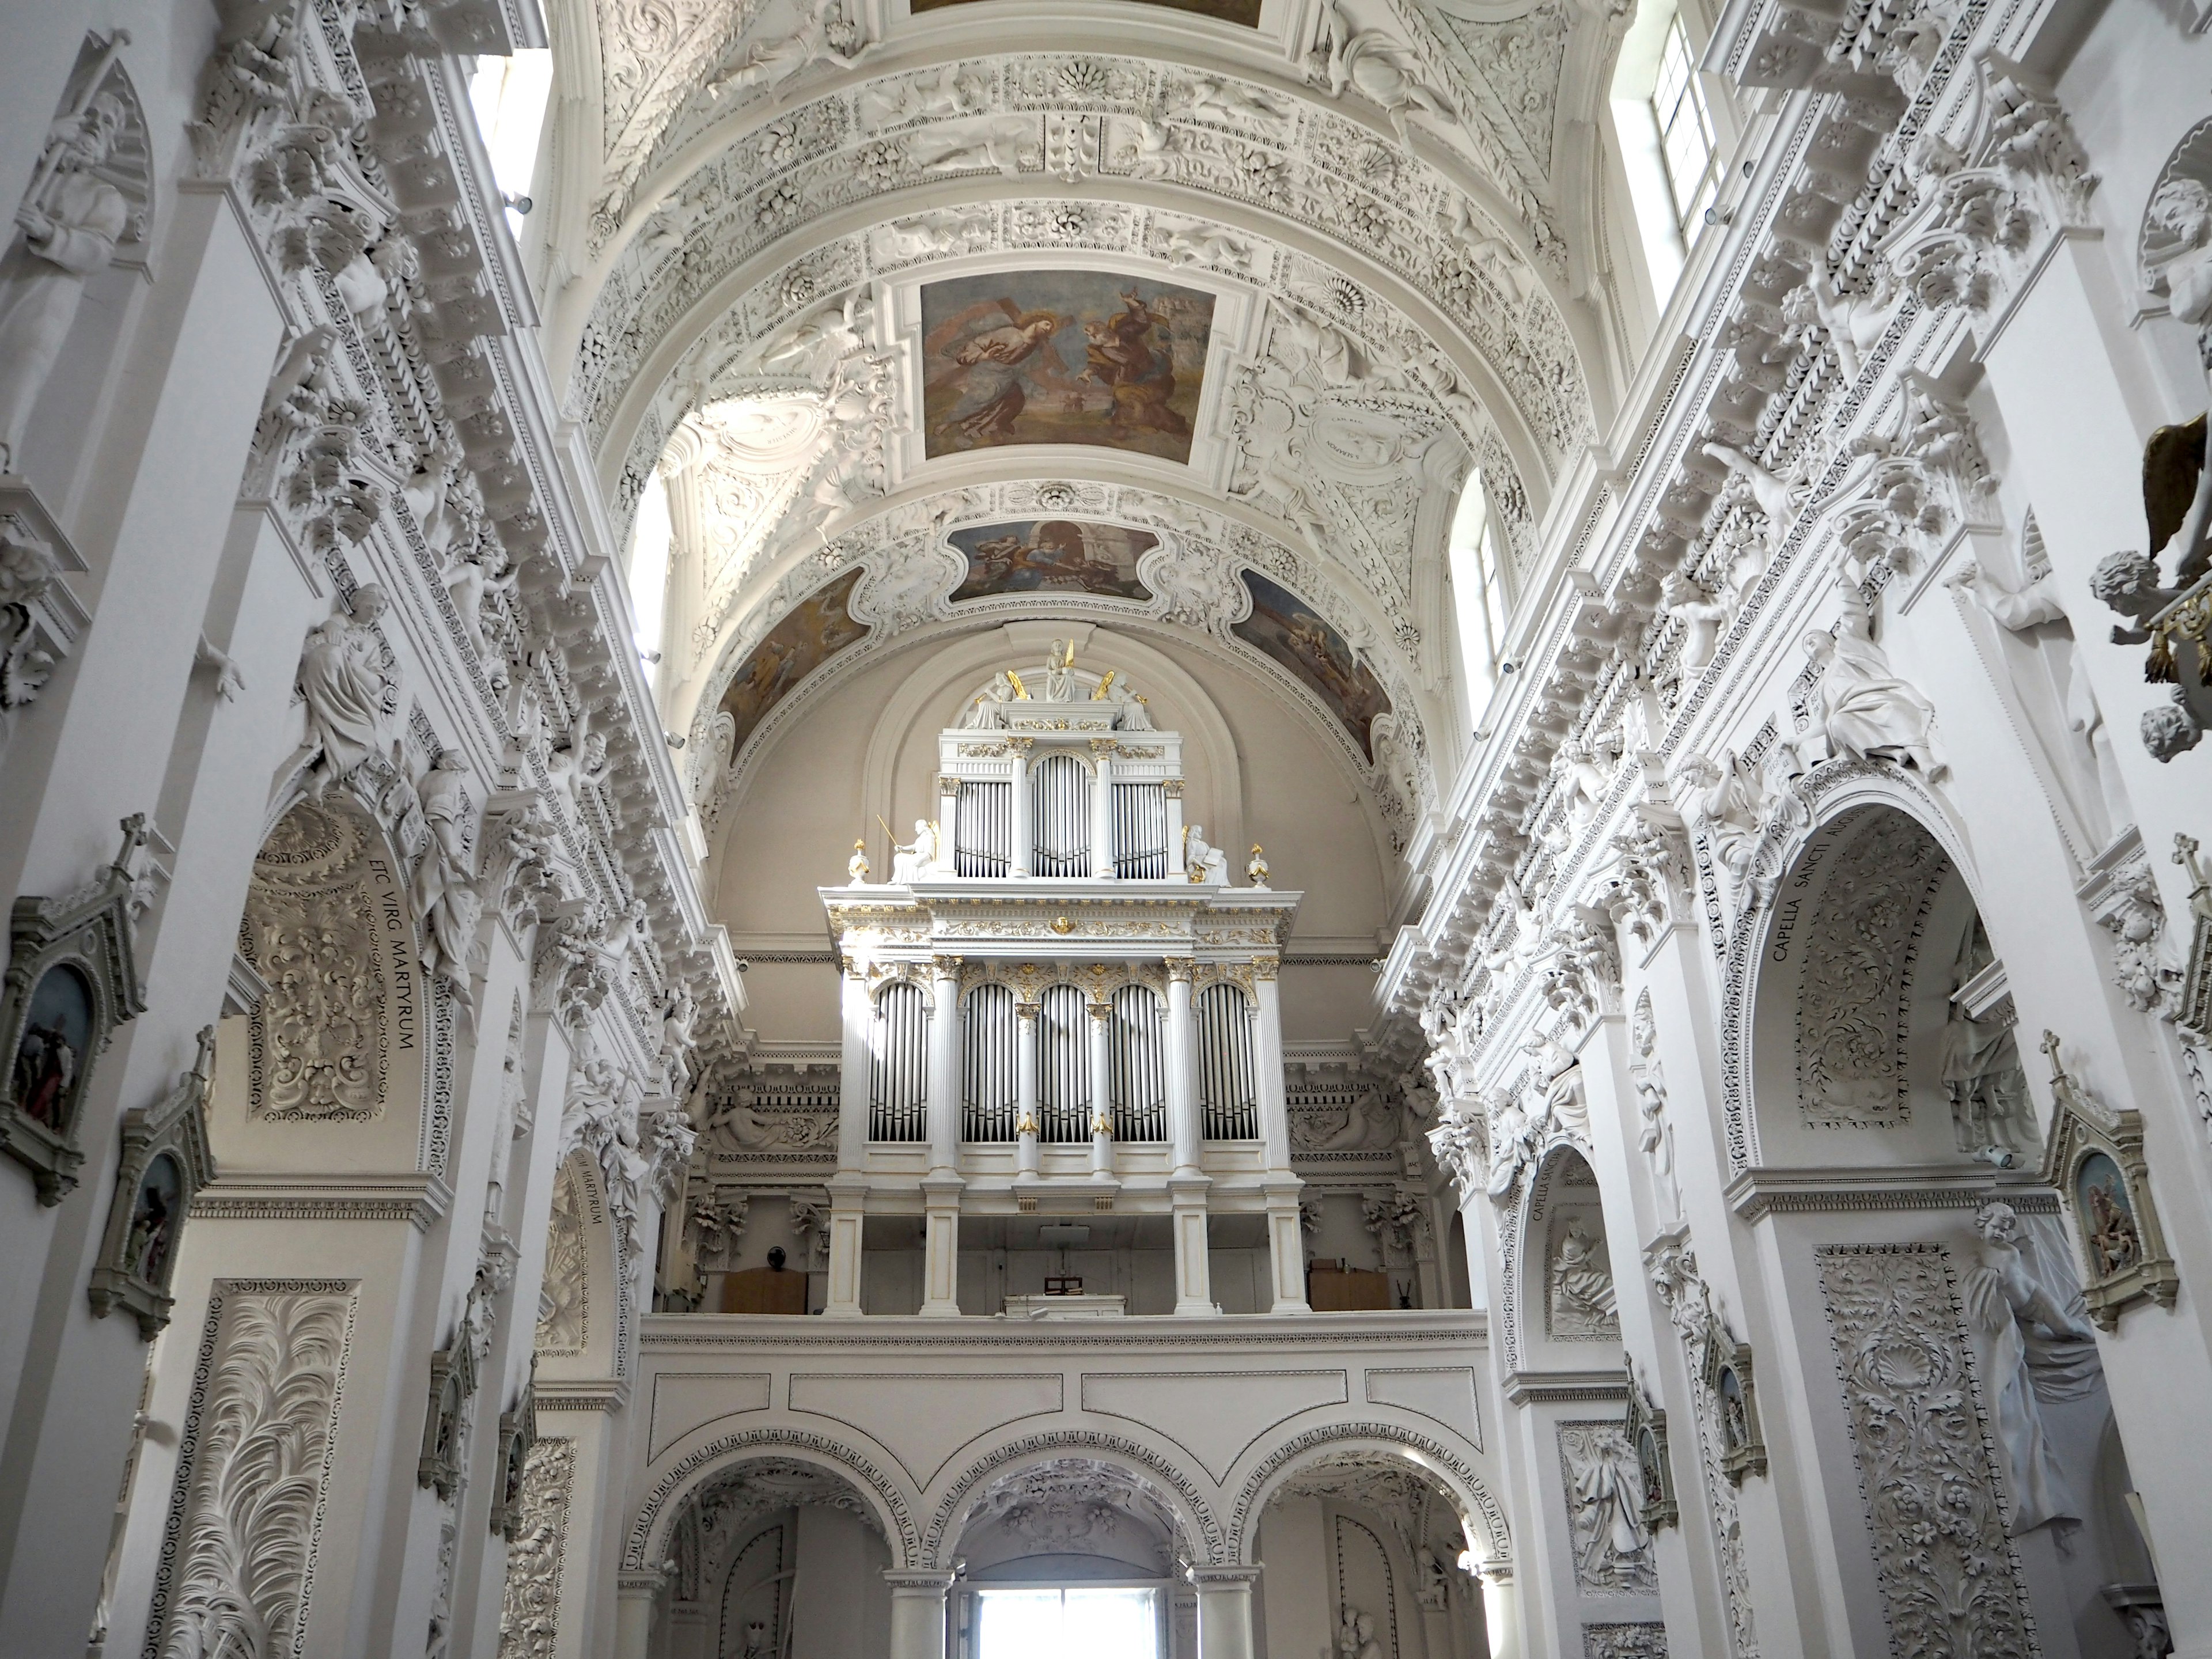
left=647, top=1457, right=895, bottom=1659
left=1252, top=1450, right=1488, bottom=1658
left=1749, top=803, right=2034, bottom=1169
left=945, top=1457, right=1193, bottom=1659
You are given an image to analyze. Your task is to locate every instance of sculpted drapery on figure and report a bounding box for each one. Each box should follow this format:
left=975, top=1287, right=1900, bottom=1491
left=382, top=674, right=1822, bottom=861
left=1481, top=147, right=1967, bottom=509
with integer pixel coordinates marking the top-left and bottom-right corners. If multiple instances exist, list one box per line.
left=0, top=77, right=131, bottom=472
left=294, top=584, right=399, bottom=798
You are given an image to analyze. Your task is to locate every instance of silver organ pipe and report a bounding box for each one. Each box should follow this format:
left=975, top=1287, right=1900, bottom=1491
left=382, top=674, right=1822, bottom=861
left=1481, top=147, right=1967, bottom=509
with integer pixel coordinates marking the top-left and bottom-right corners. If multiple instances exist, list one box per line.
left=1108, top=983, right=1167, bottom=1141
left=954, top=781, right=1010, bottom=877
left=1036, top=983, right=1090, bottom=1143
left=961, top=983, right=1018, bottom=1141
left=1029, top=753, right=1092, bottom=877
left=869, top=980, right=929, bottom=1141
left=1111, top=783, right=1169, bottom=879
left=1196, top=983, right=1259, bottom=1139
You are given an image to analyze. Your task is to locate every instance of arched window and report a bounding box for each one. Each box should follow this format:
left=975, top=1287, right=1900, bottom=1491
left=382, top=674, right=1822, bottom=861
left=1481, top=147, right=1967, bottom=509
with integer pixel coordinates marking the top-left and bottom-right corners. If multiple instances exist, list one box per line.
left=1108, top=984, right=1166, bottom=1142
left=1446, top=472, right=1512, bottom=733
left=1036, top=984, right=1090, bottom=1143
left=868, top=981, right=928, bottom=1142
left=963, top=983, right=1018, bottom=1142
left=1195, top=984, right=1257, bottom=1140
left=1609, top=0, right=1726, bottom=305
left=1029, top=753, right=1092, bottom=877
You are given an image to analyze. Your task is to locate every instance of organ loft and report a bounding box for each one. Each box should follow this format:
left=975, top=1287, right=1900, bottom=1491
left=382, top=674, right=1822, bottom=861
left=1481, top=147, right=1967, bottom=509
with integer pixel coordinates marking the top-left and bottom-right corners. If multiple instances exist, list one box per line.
left=818, top=650, right=1306, bottom=1319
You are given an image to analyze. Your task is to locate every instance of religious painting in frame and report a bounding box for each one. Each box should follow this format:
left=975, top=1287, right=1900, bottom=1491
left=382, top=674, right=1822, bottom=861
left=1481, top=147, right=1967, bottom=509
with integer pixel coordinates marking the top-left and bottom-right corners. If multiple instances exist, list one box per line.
left=1623, top=1359, right=1677, bottom=1532
left=716, top=568, right=870, bottom=760
left=920, top=271, right=1215, bottom=463
left=2039, top=1029, right=2180, bottom=1328
left=89, top=1025, right=216, bottom=1338
left=0, top=816, right=150, bottom=1203
left=948, top=520, right=1158, bottom=604
left=1232, top=570, right=1392, bottom=760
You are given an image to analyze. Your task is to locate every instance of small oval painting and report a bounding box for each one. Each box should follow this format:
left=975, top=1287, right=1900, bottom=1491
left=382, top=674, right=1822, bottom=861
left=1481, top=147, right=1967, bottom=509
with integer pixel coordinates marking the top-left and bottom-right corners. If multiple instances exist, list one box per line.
left=12, top=964, right=93, bottom=1131
left=128, top=1152, right=183, bottom=1290
left=2076, top=1150, right=2142, bottom=1279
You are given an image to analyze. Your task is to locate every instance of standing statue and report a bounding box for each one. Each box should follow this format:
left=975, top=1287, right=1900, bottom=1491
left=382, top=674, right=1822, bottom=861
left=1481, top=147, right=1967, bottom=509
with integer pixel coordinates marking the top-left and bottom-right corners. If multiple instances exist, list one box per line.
left=293, top=584, right=399, bottom=797
left=1042, top=638, right=1076, bottom=700
left=411, top=750, right=480, bottom=1007
left=0, top=87, right=131, bottom=474
left=1804, top=584, right=1942, bottom=775
left=1632, top=994, right=1681, bottom=1223
left=1964, top=1200, right=2098, bottom=1533
left=1950, top=558, right=2131, bottom=846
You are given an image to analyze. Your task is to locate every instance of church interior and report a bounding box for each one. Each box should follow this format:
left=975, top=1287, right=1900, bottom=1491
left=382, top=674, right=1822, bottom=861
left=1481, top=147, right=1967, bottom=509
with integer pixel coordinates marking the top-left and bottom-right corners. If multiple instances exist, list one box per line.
left=2, top=0, right=2211, bottom=1654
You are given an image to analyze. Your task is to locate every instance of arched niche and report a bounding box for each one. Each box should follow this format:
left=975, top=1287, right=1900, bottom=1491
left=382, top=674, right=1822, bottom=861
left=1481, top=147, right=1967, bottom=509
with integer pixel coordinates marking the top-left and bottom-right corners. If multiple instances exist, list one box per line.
left=1747, top=802, right=2034, bottom=1171
left=1249, top=1448, right=1487, bottom=1659
left=947, top=1456, right=1186, bottom=1583
left=1509, top=1144, right=1621, bottom=1375
left=647, top=1455, right=897, bottom=1659
left=214, top=794, right=433, bottom=1175
left=535, top=1153, right=623, bottom=1381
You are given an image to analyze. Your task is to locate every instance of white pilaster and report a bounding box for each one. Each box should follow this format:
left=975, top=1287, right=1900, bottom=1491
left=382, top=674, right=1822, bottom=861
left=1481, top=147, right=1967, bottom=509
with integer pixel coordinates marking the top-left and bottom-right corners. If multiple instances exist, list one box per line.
left=1090, top=743, right=1115, bottom=877
left=1165, top=960, right=1200, bottom=1175
left=1190, top=1567, right=1262, bottom=1659
left=1015, top=1001, right=1040, bottom=1177
left=885, top=1569, right=955, bottom=1659
left=1088, top=996, right=1115, bottom=1178
left=919, top=1182, right=961, bottom=1317
left=927, top=957, right=962, bottom=1175
left=1008, top=744, right=1031, bottom=877
left=838, top=960, right=869, bottom=1170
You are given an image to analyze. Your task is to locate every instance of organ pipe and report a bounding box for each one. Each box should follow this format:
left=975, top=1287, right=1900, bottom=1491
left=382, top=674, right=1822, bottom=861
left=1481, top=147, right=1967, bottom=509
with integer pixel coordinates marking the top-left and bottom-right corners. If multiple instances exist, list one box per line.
left=1196, top=983, right=1259, bottom=1139
left=869, top=980, right=929, bottom=1141
left=1036, top=983, right=1090, bottom=1143
left=961, top=983, right=1018, bottom=1141
left=1111, top=783, right=1169, bottom=879
left=954, top=781, right=1010, bottom=877
left=1108, top=983, right=1167, bottom=1141
left=1029, top=753, right=1091, bottom=877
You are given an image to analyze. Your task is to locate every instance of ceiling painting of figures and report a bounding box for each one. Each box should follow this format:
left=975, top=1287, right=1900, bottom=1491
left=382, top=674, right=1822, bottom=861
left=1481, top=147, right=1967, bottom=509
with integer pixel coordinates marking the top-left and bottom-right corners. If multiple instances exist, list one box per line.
left=919, top=271, right=1216, bottom=464
left=1233, top=570, right=1391, bottom=760
left=948, top=520, right=1158, bottom=604
left=717, top=568, right=871, bottom=757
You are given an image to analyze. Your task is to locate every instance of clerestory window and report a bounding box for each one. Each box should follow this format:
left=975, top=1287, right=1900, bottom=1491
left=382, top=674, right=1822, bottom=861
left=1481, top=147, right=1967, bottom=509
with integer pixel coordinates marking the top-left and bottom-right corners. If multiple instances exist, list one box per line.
left=1652, top=15, right=1719, bottom=234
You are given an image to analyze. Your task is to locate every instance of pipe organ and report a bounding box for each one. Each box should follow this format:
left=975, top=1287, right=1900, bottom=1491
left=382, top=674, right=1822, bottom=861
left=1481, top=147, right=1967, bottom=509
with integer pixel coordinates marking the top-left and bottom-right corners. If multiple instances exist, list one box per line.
left=819, top=662, right=1307, bottom=1319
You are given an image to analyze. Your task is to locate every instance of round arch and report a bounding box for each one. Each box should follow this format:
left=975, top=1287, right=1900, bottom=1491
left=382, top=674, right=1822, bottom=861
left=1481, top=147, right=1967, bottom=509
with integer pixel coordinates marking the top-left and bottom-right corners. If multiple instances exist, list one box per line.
left=1719, top=757, right=1993, bottom=1175
left=627, top=1426, right=925, bottom=1572
left=924, top=1427, right=1226, bottom=1569
left=1227, top=1418, right=1510, bottom=1571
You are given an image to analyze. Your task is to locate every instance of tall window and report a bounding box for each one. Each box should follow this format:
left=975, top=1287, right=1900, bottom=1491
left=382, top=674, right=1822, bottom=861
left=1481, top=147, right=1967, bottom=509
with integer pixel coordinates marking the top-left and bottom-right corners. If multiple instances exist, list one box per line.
left=1651, top=16, right=1718, bottom=232
left=1446, top=472, right=1512, bottom=726
left=975, top=1587, right=1160, bottom=1658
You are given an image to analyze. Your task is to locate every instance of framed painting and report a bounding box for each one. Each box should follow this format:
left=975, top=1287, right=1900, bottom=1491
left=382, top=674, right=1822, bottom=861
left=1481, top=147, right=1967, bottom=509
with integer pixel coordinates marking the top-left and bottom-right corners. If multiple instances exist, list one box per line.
left=717, top=568, right=870, bottom=760
left=89, top=1026, right=216, bottom=1338
left=2040, top=1029, right=2179, bottom=1328
left=1231, top=571, right=1391, bottom=760
left=948, top=520, right=1157, bottom=603
left=920, top=271, right=1215, bottom=463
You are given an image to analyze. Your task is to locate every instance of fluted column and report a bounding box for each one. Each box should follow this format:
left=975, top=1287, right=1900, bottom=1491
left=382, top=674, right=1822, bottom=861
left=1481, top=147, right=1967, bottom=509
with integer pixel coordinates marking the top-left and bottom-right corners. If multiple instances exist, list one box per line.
left=1190, top=1567, right=1261, bottom=1659
left=1015, top=999, right=1040, bottom=1177
left=884, top=1570, right=955, bottom=1659
left=1090, top=741, right=1115, bottom=877
left=1088, top=997, right=1115, bottom=1177
left=1008, top=743, right=1032, bottom=876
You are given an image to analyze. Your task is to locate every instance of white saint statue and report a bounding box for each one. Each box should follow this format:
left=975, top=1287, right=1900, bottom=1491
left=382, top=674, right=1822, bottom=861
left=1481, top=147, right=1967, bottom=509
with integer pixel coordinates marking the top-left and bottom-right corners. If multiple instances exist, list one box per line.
left=889, top=818, right=938, bottom=883
left=293, top=584, right=398, bottom=797
left=1804, top=584, right=1942, bottom=776
left=0, top=93, right=130, bottom=474
left=1183, top=823, right=1228, bottom=885
left=1042, top=638, right=1075, bottom=701
left=1964, top=1200, right=2098, bottom=1533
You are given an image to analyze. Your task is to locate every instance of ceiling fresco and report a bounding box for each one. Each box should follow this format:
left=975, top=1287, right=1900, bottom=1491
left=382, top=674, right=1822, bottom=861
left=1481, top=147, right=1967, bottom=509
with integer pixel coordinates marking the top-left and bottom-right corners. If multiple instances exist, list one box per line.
left=919, top=271, right=1217, bottom=463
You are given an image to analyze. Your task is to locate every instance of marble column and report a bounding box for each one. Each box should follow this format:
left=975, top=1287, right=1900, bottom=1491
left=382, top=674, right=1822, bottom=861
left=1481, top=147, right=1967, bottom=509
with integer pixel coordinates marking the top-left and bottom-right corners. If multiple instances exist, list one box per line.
left=838, top=959, right=869, bottom=1169
left=1479, top=1564, right=1522, bottom=1659
left=1190, top=1566, right=1262, bottom=1659
left=1165, top=960, right=1200, bottom=1175
left=1008, top=743, right=1032, bottom=877
left=927, top=956, right=962, bottom=1175
left=1088, top=996, right=1115, bottom=1178
left=1090, top=741, right=1115, bottom=877
left=1253, top=959, right=1307, bottom=1312
left=937, top=774, right=960, bottom=875
left=614, top=1568, right=669, bottom=1659
left=1015, top=999, right=1040, bottom=1177
left=885, top=1569, right=955, bottom=1659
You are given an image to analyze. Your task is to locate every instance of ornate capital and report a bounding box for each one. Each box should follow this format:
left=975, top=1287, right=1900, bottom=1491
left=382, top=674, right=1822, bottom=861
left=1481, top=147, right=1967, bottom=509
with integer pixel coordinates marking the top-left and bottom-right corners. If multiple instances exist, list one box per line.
left=1165, top=957, right=1195, bottom=982
left=931, top=954, right=963, bottom=976
left=1252, top=955, right=1279, bottom=982
left=938, top=774, right=960, bottom=797
left=1163, top=779, right=1185, bottom=798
